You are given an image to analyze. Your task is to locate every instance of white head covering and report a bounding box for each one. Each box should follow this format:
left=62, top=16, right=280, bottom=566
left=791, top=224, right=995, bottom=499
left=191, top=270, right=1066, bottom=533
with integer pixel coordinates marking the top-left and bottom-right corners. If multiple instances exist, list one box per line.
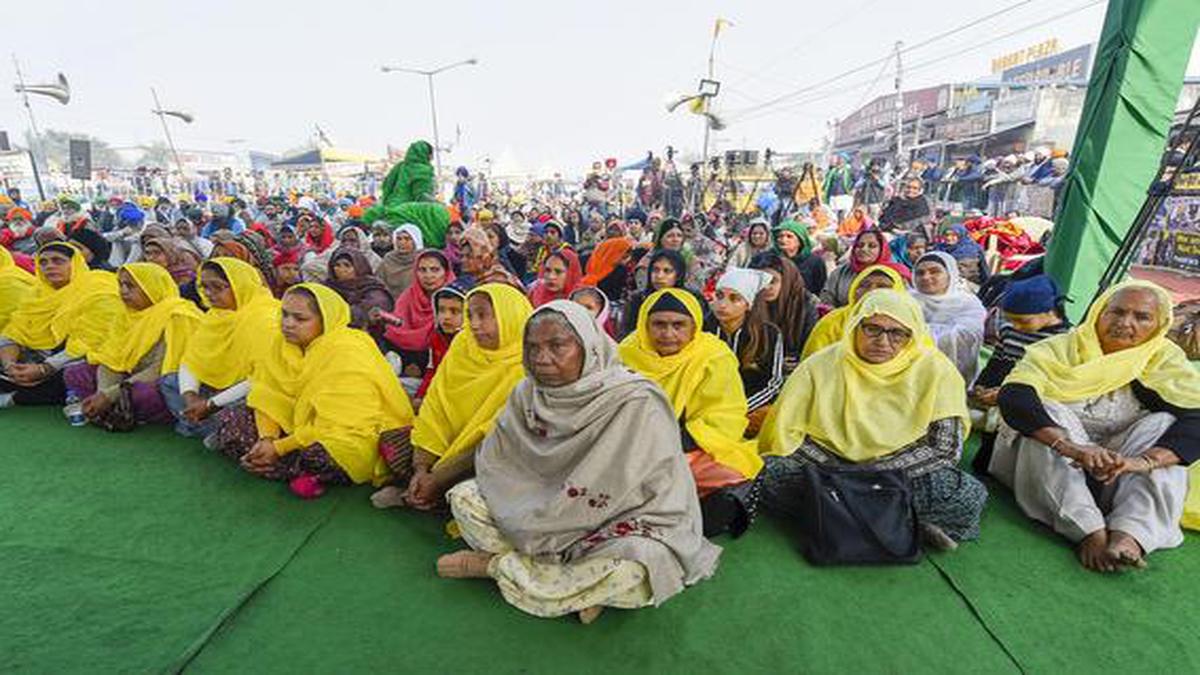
left=475, top=300, right=720, bottom=604
left=297, top=196, right=318, bottom=213
left=716, top=267, right=774, bottom=305
left=393, top=223, right=424, bottom=251
left=910, top=251, right=987, bottom=383
left=506, top=220, right=531, bottom=245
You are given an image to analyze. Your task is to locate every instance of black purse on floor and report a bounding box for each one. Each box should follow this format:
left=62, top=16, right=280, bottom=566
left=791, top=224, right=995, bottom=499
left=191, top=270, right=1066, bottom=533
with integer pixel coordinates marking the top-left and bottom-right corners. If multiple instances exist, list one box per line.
left=797, top=463, right=921, bottom=566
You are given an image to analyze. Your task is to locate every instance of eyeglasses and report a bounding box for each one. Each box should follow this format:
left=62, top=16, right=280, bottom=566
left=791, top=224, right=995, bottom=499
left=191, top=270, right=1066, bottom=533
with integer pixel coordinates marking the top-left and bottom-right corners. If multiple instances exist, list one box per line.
left=859, top=323, right=913, bottom=344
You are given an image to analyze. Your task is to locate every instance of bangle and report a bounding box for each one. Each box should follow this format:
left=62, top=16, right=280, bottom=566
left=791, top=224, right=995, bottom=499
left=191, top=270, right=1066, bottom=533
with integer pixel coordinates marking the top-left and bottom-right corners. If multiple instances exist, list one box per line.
left=1141, top=455, right=1157, bottom=473
left=1049, top=437, right=1070, bottom=454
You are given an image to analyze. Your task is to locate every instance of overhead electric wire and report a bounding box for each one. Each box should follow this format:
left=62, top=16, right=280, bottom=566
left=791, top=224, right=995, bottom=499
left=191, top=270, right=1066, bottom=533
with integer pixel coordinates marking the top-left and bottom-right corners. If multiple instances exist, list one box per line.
left=727, top=0, right=1104, bottom=126
left=725, top=0, right=1038, bottom=119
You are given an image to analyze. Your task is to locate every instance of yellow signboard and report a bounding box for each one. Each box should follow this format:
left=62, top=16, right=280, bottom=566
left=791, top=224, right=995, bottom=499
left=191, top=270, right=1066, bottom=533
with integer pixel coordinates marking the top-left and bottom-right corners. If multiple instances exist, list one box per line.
left=991, top=38, right=1060, bottom=73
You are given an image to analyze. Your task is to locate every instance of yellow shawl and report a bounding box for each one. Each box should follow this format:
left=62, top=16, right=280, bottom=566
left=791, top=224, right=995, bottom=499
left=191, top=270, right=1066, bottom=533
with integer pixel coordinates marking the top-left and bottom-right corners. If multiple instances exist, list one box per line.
left=801, top=264, right=907, bottom=360
left=618, top=288, right=763, bottom=479
left=1, top=242, right=124, bottom=358
left=88, top=263, right=201, bottom=374
left=412, top=283, right=532, bottom=469
left=248, top=284, right=414, bottom=484
left=1004, top=281, right=1200, bottom=530
left=181, top=258, right=281, bottom=390
left=760, top=290, right=969, bottom=461
left=0, top=248, right=35, bottom=332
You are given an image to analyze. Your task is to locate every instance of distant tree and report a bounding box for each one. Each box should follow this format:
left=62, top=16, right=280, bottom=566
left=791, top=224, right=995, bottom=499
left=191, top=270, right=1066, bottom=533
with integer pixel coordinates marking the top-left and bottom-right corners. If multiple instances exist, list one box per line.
left=135, top=142, right=174, bottom=170
left=23, top=129, right=126, bottom=171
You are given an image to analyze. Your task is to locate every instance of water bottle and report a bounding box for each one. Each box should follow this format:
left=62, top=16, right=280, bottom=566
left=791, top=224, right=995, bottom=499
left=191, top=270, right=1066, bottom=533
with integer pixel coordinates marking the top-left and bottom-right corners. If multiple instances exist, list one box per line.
left=63, top=389, right=86, bottom=427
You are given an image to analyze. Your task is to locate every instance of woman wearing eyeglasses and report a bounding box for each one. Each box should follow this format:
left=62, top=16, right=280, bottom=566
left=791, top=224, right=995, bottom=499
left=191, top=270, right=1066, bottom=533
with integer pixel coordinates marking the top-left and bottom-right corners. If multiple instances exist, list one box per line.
left=757, top=290, right=987, bottom=551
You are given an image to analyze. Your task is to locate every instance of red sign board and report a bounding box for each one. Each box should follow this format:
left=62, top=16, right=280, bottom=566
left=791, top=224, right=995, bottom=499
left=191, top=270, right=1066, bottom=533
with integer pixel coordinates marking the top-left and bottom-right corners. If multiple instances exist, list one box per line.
left=836, top=85, right=951, bottom=144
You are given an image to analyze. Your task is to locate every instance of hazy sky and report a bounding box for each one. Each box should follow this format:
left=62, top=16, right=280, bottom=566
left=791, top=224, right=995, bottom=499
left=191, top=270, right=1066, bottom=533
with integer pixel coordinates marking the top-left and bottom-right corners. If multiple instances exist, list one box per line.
left=4, top=0, right=1199, bottom=174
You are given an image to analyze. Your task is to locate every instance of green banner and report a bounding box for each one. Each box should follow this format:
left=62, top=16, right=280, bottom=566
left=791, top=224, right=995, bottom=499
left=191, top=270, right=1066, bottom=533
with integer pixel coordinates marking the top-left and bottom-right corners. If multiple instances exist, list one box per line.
left=1045, top=0, right=1200, bottom=318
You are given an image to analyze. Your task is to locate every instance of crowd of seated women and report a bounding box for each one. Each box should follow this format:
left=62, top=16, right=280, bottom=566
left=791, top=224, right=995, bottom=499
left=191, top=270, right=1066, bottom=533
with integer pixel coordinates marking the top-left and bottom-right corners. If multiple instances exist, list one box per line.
left=2, top=206, right=1198, bottom=625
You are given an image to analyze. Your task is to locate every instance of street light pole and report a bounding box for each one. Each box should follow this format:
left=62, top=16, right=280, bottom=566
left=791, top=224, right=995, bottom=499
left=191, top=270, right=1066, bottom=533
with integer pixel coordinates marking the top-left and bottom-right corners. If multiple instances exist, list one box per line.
left=425, top=74, right=442, bottom=180
left=381, top=58, right=477, bottom=186
left=151, top=87, right=187, bottom=181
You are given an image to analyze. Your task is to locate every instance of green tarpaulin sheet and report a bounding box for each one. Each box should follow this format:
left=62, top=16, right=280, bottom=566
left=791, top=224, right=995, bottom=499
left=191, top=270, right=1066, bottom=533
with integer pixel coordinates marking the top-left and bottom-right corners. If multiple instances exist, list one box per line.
left=1045, top=0, right=1200, bottom=317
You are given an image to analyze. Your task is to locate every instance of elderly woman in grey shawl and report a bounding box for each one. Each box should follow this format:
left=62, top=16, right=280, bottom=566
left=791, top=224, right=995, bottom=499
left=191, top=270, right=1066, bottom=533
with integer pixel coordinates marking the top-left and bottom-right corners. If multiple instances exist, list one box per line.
left=437, top=300, right=720, bottom=625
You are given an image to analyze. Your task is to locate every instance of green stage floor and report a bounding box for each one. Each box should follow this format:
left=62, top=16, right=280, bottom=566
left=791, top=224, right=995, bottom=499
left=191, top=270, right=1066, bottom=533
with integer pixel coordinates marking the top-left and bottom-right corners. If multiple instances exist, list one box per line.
left=2, top=406, right=1197, bottom=673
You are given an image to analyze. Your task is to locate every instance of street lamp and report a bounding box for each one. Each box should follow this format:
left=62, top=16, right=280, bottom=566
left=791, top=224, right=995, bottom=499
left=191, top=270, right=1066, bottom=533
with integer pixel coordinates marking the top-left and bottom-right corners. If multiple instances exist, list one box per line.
left=11, top=56, right=70, bottom=200
left=150, top=87, right=194, bottom=184
left=381, top=58, right=478, bottom=181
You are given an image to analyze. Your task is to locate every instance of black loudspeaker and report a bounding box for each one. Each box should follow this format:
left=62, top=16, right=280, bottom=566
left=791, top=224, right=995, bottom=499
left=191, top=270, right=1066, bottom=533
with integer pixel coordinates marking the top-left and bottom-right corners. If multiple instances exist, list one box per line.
left=69, top=139, right=91, bottom=179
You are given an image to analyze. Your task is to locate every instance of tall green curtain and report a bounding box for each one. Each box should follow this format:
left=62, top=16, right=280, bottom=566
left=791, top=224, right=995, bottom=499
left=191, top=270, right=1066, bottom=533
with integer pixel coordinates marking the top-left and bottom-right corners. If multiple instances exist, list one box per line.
left=1045, top=0, right=1200, bottom=318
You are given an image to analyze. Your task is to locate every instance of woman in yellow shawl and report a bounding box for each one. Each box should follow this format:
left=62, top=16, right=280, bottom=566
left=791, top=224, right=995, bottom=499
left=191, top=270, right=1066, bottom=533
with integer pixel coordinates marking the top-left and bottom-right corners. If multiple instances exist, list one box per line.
left=60, top=263, right=201, bottom=428
left=0, top=247, right=35, bottom=332
left=211, top=283, right=415, bottom=496
left=758, top=290, right=986, bottom=549
left=618, top=287, right=764, bottom=537
left=991, top=281, right=1200, bottom=572
left=379, top=283, right=533, bottom=511
left=0, top=242, right=123, bottom=408
left=801, top=264, right=907, bottom=360
left=159, top=258, right=280, bottom=440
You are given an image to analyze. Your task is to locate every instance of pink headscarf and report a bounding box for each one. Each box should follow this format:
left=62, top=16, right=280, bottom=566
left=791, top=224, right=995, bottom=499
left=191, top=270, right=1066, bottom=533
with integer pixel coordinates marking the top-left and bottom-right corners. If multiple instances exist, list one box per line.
left=527, top=248, right=582, bottom=308
left=384, top=249, right=456, bottom=351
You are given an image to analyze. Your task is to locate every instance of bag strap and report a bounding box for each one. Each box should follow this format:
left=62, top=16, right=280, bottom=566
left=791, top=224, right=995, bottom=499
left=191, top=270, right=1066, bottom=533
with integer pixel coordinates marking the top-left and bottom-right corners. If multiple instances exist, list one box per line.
left=826, top=471, right=917, bottom=558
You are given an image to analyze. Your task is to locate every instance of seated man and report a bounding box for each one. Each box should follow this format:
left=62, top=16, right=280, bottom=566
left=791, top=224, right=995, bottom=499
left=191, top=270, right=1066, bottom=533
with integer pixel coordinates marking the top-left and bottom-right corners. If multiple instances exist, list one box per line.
left=619, top=288, right=764, bottom=537
left=970, top=274, right=1071, bottom=473
left=213, top=283, right=415, bottom=496
left=759, top=290, right=988, bottom=550
left=992, top=281, right=1200, bottom=572
left=437, top=300, right=719, bottom=625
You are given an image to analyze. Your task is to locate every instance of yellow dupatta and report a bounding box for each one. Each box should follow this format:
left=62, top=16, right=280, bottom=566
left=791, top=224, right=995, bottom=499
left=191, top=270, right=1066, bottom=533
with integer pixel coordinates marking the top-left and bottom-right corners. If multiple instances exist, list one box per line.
left=88, top=263, right=201, bottom=374
left=412, top=283, right=532, bottom=469
left=0, top=247, right=35, bottom=332
left=181, top=258, right=281, bottom=390
left=1, top=242, right=124, bottom=358
left=617, top=288, right=763, bottom=479
left=1004, top=281, right=1200, bottom=530
left=801, top=264, right=907, bottom=360
left=248, top=284, right=414, bottom=484
left=760, top=290, right=970, bottom=461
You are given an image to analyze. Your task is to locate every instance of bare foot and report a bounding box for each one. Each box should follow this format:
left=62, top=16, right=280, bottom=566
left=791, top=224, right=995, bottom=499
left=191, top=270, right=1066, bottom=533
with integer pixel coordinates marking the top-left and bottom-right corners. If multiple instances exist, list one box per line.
left=920, top=523, right=959, bottom=552
left=370, top=485, right=407, bottom=509
left=578, top=606, right=604, bottom=625
left=436, top=550, right=494, bottom=578
left=1078, top=530, right=1115, bottom=573
left=1106, top=530, right=1147, bottom=570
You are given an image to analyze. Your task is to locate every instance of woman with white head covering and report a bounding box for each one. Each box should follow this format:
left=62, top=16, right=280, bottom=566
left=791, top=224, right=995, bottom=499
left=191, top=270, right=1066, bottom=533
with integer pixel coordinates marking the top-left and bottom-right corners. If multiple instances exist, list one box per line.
left=437, top=300, right=720, bottom=625
left=708, top=267, right=784, bottom=435
left=911, top=251, right=987, bottom=385
left=377, top=223, right=425, bottom=298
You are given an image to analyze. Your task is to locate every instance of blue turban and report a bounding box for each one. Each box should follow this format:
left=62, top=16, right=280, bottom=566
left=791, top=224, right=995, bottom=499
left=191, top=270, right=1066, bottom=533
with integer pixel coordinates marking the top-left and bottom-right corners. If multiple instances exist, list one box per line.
left=117, top=203, right=145, bottom=225
left=1002, top=275, right=1061, bottom=315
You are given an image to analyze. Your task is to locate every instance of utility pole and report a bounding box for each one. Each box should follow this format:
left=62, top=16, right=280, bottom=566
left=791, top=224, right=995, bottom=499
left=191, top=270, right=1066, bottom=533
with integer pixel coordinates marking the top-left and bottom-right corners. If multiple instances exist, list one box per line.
left=893, top=41, right=905, bottom=177
left=151, top=88, right=187, bottom=181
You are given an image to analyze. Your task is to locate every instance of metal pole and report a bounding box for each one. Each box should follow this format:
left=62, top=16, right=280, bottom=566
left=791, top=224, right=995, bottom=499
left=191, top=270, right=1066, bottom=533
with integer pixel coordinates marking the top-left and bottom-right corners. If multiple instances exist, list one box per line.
left=893, top=41, right=905, bottom=177
left=151, top=87, right=187, bottom=182
left=13, top=55, right=47, bottom=200
left=427, top=73, right=442, bottom=185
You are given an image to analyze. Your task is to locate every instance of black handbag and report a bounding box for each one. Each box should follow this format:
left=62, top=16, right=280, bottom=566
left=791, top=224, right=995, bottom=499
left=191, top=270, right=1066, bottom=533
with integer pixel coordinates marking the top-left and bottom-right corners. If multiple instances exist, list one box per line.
left=797, top=463, right=921, bottom=565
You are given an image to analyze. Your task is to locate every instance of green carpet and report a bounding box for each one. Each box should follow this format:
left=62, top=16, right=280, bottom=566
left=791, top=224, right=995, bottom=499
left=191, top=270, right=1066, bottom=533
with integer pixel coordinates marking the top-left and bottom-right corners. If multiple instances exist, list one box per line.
left=1, top=407, right=1196, bottom=673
